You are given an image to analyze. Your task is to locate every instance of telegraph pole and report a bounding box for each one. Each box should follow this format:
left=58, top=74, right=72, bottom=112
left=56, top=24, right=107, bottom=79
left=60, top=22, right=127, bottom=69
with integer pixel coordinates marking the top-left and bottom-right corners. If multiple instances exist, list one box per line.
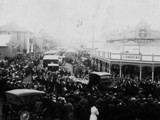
left=77, top=18, right=83, bottom=49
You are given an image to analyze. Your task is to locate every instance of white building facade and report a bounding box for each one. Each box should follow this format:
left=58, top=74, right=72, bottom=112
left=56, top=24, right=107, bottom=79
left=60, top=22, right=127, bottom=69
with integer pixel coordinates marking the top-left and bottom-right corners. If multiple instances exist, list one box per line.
left=92, top=22, right=160, bottom=81
left=0, top=22, right=32, bottom=57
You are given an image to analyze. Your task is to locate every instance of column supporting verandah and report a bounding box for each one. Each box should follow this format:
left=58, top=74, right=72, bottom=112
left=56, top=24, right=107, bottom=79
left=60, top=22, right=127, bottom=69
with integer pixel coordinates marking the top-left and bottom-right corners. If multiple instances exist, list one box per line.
left=94, top=55, right=156, bottom=81
left=140, top=63, right=142, bottom=81
left=152, top=64, right=154, bottom=81
left=119, top=62, right=122, bottom=78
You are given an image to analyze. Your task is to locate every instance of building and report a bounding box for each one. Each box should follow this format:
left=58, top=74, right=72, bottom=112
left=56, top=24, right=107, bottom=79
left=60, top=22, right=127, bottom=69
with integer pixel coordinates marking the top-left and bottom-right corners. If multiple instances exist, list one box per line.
left=0, top=35, right=11, bottom=59
left=36, top=29, right=56, bottom=52
left=92, top=22, right=160, bottom=81
left=0, top=22, right=32, bottom=57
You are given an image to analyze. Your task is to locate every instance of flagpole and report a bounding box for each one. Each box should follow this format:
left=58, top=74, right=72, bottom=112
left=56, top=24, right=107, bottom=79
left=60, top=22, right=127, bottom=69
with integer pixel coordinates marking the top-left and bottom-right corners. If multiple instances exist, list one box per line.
left=92, top=15, right=95, bottom=56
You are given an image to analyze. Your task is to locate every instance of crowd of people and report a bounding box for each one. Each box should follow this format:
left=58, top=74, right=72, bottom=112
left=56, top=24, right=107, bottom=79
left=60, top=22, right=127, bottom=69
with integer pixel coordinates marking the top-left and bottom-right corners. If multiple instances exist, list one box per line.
left=65, top=52, right=160, bottom=120
left=0, top=55, right=39, bottom=97
left=2, top=51, right=160, bottom=120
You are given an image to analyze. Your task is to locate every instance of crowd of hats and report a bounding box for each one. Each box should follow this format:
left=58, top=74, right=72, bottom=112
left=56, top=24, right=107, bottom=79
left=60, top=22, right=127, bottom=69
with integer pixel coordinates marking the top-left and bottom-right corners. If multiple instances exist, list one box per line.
left=0, top=55, right=39, bottom=95
left=64, top=52, right=160, bottom=120
left=2, top=52, right=160, bottom=120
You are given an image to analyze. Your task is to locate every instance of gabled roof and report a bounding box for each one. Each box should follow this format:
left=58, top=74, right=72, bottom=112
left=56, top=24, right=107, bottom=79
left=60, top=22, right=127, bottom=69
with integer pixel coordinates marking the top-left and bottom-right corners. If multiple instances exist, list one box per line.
left=0, top=22, right=30, bottom=33
left=0, top=34, right=11, bottom=46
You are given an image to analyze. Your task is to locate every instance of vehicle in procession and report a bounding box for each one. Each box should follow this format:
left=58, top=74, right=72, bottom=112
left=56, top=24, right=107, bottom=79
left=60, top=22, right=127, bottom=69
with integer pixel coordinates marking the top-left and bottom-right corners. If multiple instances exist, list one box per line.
left=43, top=49, right=66, bottom=67
left=70, top=71, right=112, bottom=89
left=89, top=72, right=112, bottom=85
left=3, top=89, right=49, bottom=120
left=43, top=55, right=59, bottom=71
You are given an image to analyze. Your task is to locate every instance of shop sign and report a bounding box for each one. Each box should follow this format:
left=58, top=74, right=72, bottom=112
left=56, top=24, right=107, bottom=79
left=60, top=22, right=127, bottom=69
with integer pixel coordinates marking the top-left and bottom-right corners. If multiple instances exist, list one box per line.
left=122, top=54, right=141, bottom=60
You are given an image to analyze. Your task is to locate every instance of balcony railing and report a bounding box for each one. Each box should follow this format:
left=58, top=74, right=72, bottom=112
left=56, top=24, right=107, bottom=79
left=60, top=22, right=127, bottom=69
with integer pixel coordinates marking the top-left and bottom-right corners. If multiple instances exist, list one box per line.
left=92, top=50, right=160, bottom=62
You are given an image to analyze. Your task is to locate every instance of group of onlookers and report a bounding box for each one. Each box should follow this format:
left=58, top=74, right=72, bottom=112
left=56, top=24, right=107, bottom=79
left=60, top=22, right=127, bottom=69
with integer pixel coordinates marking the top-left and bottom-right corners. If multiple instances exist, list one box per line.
left=2, top=51, right=160, bottom=120
left=0, top=54, right=38, bottom=96
left=61, top=51, right=160, bottom=120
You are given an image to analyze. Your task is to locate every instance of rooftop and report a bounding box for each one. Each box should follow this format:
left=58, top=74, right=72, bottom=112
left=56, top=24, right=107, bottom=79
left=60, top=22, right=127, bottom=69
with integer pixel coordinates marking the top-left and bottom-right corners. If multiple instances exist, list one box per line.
left=0, top=22, right=30, bottom=33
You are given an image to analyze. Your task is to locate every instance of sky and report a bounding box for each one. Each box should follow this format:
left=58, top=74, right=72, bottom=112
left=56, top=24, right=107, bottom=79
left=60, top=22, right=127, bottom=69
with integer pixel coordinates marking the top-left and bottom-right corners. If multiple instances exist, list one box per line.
left=0, top=0, right=160, bottom=47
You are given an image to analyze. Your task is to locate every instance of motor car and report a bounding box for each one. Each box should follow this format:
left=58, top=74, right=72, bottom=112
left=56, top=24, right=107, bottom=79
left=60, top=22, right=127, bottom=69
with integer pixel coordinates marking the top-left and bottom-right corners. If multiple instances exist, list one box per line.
left=3, top=89, right=49, bottom=120
left=88, top=72, right=113, bottom=91
left=89, top=72, right=112, bottom=85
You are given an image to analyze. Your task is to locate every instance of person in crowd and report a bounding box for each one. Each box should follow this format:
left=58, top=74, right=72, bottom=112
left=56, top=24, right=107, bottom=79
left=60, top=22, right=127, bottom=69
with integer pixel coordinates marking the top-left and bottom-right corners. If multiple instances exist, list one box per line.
left=64, top=98, right=74, bottom=120
left=89, top=105, right=99, bottom=120
left=78, top=95, right=89, bottom=120
left=2, top=102, right=10, bottom=120
left=35, top=98, right=43, bottom=119
left=54, top=97, right=65, bottom=120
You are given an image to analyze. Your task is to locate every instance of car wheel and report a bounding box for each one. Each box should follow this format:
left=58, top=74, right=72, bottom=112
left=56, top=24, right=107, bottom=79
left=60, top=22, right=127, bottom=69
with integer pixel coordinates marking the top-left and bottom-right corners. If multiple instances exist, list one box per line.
left=19, top=110, right=30, bottom=120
